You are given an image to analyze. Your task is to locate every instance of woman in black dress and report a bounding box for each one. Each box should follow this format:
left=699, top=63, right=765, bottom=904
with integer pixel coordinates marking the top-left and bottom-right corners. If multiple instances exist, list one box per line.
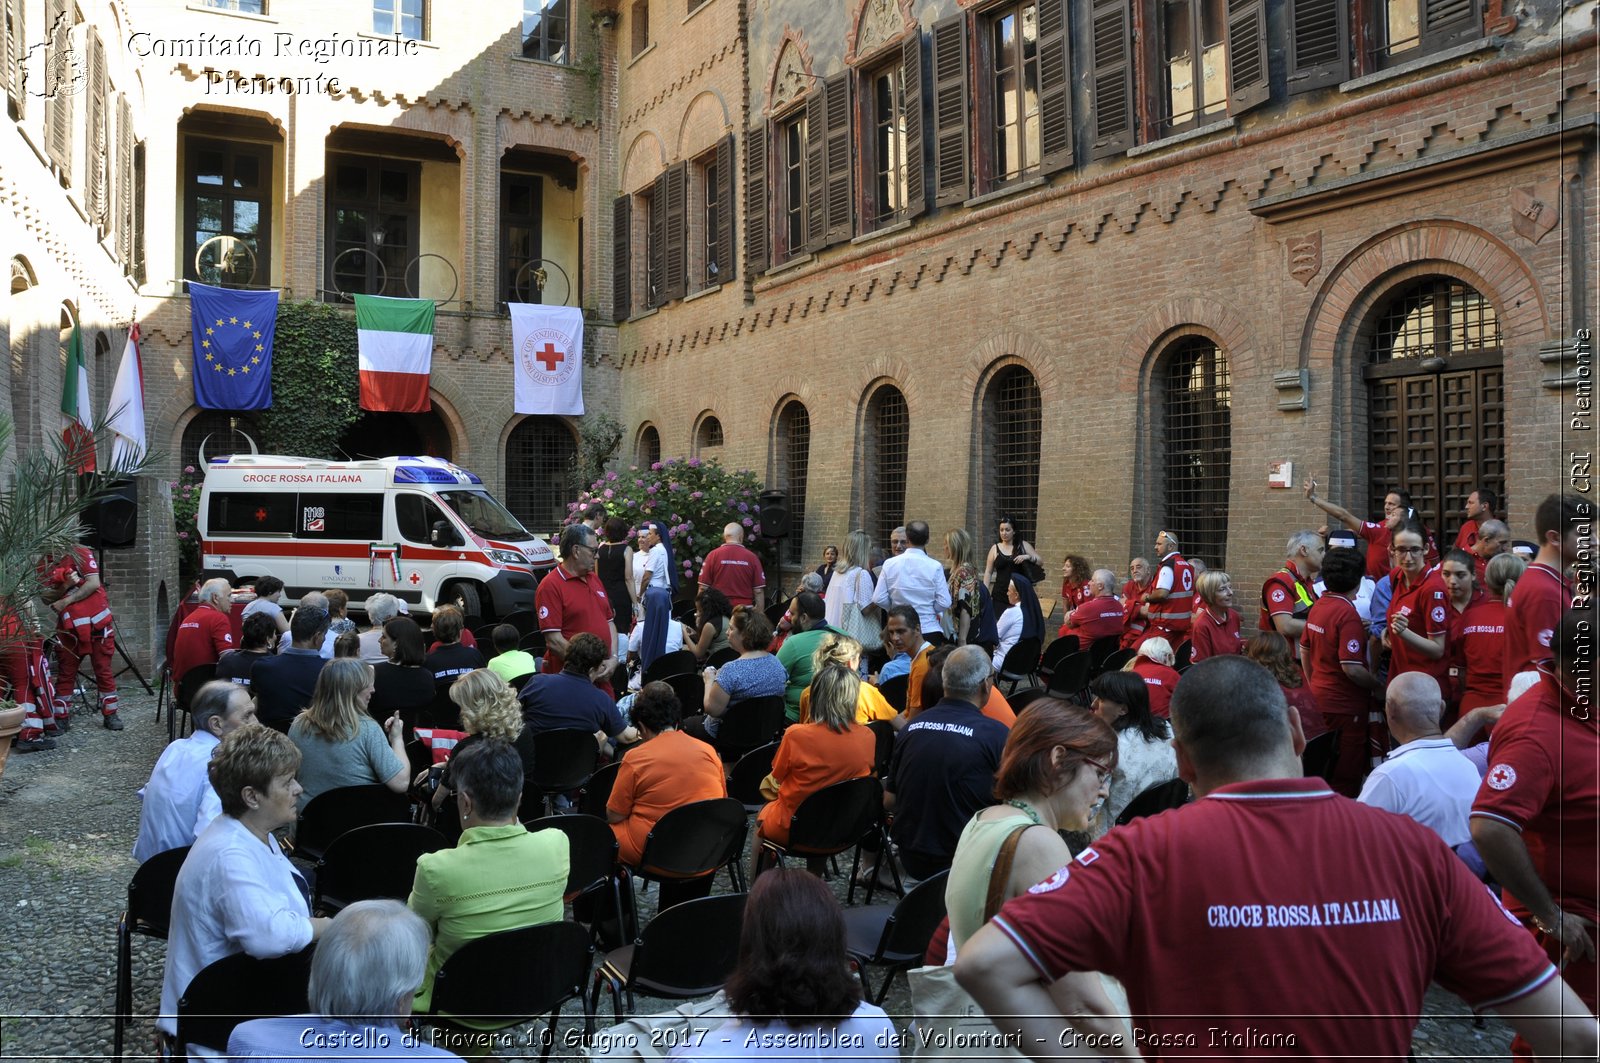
left=983, top=515, right=1042, bottom=604
left=597, top=516, right=638, bottom=633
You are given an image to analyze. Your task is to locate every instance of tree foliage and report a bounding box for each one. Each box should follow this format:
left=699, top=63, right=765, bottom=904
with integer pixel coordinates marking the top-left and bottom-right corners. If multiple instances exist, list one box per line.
left=256, top=300, right=361, bottom=458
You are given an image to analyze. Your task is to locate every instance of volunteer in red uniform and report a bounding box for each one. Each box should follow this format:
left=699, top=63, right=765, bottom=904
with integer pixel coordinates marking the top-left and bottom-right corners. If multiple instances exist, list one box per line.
left=1057, top=569, right=1125, bottom=645
left=1259, top=530, right=1323, bottom=657
left=1129, top=637, right=1181, bottom=719
left=1188, top=570, right=1242, bottom=662
left=1384, top=523, right=1450, bottom=685
left=1058, top=555, right=1094, bottom=612
left=1472, top=607, right=1599, bottom=1060
left=44, top=543, right=121, bottom=730
left=170, top=578, right=237, bottom=686
left=2, top=603, right=60, bottom=751
left=954, top=654, right=1594, bottom=1061
left=1455, top=487, right=1497, bottom=553
left=1456, top=553, right=1524, bottom=716
left=535, top=524, right=618, bottom=684
left=697, top=522, right=767, bottom=610
left=1503, top=493, right=1582, bottom=701
left=1135, top=531, right=1192, bottom=647
left=1470, top=518, right=1512, bottom=586
left=1439, top=549, right=1481, bottom=715
left=1118, top=557, right=1151, bottom=648
left=1300, top=548, right=1385, bottom=796
left=1305, top=478, right=1437, bottom=581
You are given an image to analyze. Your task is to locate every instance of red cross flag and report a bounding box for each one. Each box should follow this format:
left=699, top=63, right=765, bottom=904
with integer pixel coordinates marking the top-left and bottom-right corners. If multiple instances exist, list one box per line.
left=509, top=304, right=584, bottom=415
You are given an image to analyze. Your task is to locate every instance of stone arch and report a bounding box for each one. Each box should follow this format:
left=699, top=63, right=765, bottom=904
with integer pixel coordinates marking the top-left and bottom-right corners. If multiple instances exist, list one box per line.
left=179, top=102, right=287, bottom=137
left=10, top=256, right=37, bottom=293
left=1117, top=295, right=1259, bottom=393
left=845, top=0, right=917, bottom=66
left=620, top=129, right=668, bottom=195
left=420, top=384, right=472, bottom=467
left=765, top=28, right=815, bottom=117
left=692, top=407, right=726, bottom=458
left=676, top=90, right=733, bottom=161
left=960, top=331, right=1063, bottom=410
left=849, top=355, right=923, bottom=414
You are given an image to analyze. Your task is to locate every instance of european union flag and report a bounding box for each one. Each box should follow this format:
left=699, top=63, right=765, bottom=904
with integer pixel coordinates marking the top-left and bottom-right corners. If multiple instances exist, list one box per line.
left=190, top=282, right=279, bottom=410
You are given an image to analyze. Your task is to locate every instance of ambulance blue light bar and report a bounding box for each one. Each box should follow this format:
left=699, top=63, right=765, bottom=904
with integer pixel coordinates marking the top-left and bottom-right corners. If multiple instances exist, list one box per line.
left=393, top=465, right=458, bottom=484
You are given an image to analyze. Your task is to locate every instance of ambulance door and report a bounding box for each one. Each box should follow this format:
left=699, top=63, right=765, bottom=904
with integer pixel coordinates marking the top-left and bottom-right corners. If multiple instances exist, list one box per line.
left=393, top=492, right=461, bottom=607
left=204, top=488, right=299, bottom=587
left=295, top=492, right=384, bottom=600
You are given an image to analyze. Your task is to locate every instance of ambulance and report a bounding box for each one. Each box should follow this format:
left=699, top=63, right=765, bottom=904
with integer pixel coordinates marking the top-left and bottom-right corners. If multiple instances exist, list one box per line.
left=196, top=454, right=556, bottom=619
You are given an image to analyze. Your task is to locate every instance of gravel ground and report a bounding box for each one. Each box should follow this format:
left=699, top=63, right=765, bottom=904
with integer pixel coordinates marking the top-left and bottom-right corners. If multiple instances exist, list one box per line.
left=0, top=684, right=1517, bottom=1061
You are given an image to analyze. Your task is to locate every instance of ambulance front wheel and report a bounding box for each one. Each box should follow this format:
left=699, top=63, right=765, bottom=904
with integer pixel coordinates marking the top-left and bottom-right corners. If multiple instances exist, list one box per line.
left=441, top=581, right=482, bottom=621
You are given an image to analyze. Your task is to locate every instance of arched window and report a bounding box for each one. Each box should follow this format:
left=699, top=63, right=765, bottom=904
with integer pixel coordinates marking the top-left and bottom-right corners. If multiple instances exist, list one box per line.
left=694, top=414, right=724, bottom=460
left=637, top=423, right=661, bottom=467
left=1362, top=276, right=1503, bottom=536
left=1159, top=337, right=1231, bottom=569
left=864, top=384, right=908, bottom=549
left=505, top=417, right=576, bottom=532
left=774, top=399, right=810, bottom=563
left=981, top=365, right=1041, bottom=545
left=181, top=409, right=262, bottom=472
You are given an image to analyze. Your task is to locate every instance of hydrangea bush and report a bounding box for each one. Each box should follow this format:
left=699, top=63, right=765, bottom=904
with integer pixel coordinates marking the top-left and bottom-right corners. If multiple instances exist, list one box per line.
left=170, top=465, right=204, bottom=583
left=565, top=457, right=771, bottom=589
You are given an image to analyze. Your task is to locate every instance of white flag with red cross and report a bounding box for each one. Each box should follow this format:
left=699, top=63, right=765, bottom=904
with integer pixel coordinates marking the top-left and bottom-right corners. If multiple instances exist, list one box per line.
left=509, top=304, right=584, bottom=416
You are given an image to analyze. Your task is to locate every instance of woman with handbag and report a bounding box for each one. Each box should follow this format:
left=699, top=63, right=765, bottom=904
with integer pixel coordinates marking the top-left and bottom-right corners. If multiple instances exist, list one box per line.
left=932, top=698, right=1135, bottom=1054
left=983, top=516, right=1043, bottom=604
left=823, top=530, right=881, bottom=653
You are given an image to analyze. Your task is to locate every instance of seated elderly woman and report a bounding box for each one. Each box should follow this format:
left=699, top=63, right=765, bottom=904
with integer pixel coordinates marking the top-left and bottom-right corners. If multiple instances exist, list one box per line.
left=755, top=657, right=876, bottom=875
left=358, top=592, right=404, bottom=663
left=669, top=869, right=896, bottom=1060
left=607, top=681, right=726, bottom=866
left=289, top=657, right=408, bottom=812
left=227, top=899, right=464, bottom=1060
left=409, top=739, right=569, bottom=1020
left=158, top=725, right=330, bottom=1043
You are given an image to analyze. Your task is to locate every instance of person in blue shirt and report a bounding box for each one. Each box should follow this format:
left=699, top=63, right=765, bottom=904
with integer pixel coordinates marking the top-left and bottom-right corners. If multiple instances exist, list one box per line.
left=518, top=632, right=637, bottom=751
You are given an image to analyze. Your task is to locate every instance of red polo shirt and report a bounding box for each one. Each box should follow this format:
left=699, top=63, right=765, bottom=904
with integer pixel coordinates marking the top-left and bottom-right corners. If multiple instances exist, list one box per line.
left=1259, top=561, right=1319, bottom=660
left=1131, top=657, right=1180, bottom=718
left=1454, top=597, right=1507, bottom=713
left=1188, top=606, right=1242, bottom=663
left=171, top=605, right=235, bottom=683
left=1059, top=596, right=1126, bottom=643
left=1357, top=522, right=1439, bottom=579
left=699, top=542, right=766, bottom=608
left=1386, top=566, right=1451, bottom=684
left=535, top=563, right=614, bottom=674
left=1502, top=562, right=1572, bottom=699
left=1300, top=594, right=1371, bottom=718
left=1454, top=518, right=1481, bottom=553
left=994, top=777, right=1557, bottom=1060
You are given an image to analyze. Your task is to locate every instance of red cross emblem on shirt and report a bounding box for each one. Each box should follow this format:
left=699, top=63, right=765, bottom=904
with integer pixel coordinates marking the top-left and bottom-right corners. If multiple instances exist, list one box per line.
left=534, top=342, right=563, bottom=371
left=408, top=571, right=422, bottom=586
left=1487, top=763, right=1517, bottom=790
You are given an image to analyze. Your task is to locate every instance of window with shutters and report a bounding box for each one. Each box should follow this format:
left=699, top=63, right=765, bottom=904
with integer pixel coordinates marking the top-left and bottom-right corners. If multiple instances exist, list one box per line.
left=986, top=2, right=1042, bottom=182
left=774, top=400, right=811, bottom=564
left=1286, top=0, right=1349, bottom=93
left=1371, top=0, right=1483, bottom=67
left=637, top=424, right=661, bottom=467
left=773, top=110, right=808, bottom=264
left=116, top=96, right=134, bottom=271
left=3, top=0, right=24, bottom=119
left=499, top=171, right=543, bottom=307
left=43, top=0, right=72, bottom=184
left=956, top=0, right=1073, bottom=197
left=803, top=72, right=854, bottom=250
left=860, top=38, right=925, bottom=231
left=522, top=0, right=568, bottom=63
left=982, top=366, right=1041, bottom=547
left=506, top=417, right=578, bottom=531
left=86, top=29, right=108, bottom=230
left=630, top=0, right=649, bottom=57
left=185, top=137, right=275, bottom=288
left=326, top=154, right=421, bottom=299
left=132, top=141, right=146, bottom=283
left=1086, top=0, right=1134, bottom=159
left=638, top=185, right=658, bottom=310
left=373, top=0, right=426, bottom=41
left=1158, top=337, right=1231, bottom=569
left=863, top=384, right=909, bottom=549
left=695, top=138, right=735, bottom=289
left=1155, top=0, right=1229, bottom=133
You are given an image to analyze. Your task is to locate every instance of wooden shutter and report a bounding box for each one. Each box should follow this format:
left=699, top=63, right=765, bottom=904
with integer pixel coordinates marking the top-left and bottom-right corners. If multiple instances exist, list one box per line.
left=611, top=194, right=631, bottom=321
left=1286, top=0, right=1348, bottom=93
left=822, top=71, right=852, bottom=245
left=1088, top=0, right=1134, bottom=160
left=1226, top=0, right=1269, bottom=114
left=744, top=125, right=768, bottom=275
left=132, top=141, right=145, bottom=283
left=0, top=0, right=11, bottom=106
left=45, top=0, right=70, bottom=181
left=1037, top=0, right=1073, bottom=175
left=901, top=31, right=926, bottom=220
left=7, top=0, right=21, bottom=118
left=87, top=28, right=106, bottom=226
left=714, top=133, right=735, bottom=283
left=648, top=173, right=668, bottom=307
left=1420, top=0, right=1483, bottom=53
left=803, top=86, right=827, bottom=250
left=116, top=96, right=131, bottom=266
left=929, top=14, right=969, bottom=207
left=662, top=161, right=688, bottom=302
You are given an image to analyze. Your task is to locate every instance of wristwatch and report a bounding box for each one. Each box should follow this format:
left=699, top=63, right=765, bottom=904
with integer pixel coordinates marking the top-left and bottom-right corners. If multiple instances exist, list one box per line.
left=1531, top=911, right=1563, bottom=936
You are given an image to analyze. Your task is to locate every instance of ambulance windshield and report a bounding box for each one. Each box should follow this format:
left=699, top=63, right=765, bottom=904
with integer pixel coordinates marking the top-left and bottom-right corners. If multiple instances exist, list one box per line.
left=438, top=490, right=531, bottom=541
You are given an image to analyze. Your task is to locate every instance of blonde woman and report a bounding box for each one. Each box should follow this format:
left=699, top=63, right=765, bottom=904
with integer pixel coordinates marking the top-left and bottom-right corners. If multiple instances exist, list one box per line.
left=946, top=528, right=982, bottom=644
left=425, top=669, right=538, bottom=815
left=288, top=658, right=407, bottom=812
left=797, top=633, right=899, bottom=727
left=756, top=659, right=877, bottom=873
left=823, top=530, right=879, bottom=637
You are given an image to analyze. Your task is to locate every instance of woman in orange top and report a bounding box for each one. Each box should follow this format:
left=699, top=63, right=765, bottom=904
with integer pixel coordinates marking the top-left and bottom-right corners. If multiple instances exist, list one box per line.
left=756, top=658, right=876, bottom=864
left=607, top=681, right=726, bottom=866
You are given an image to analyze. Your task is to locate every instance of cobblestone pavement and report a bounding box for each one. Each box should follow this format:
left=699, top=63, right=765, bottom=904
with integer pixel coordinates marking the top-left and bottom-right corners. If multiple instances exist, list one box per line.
left=0, top=684, right=1516, bottom=1061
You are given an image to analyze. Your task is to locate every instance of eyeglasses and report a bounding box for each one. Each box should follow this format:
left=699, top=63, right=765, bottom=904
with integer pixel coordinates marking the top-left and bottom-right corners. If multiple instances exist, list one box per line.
left=1083, top=756, right=1113, bottom=787
left=1393, top=545, right=1425, bottom=556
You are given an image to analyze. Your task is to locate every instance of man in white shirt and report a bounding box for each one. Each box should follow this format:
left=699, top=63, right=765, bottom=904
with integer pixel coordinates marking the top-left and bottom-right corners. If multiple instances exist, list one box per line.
left=131, top=681, right=257, bottom=863
left=872, top=520, right=951, bottom=635
left=1357, top=672, right=1481, bottom=850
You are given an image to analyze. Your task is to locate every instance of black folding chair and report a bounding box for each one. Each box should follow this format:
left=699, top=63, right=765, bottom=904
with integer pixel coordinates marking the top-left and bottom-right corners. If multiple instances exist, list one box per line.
left=1087, top=635, right=1122, bottom=674
left=422, top=679, right=461, bottom=730
left=1097, top=647, right=1137, bottom=676
left=312, top=822, right=448, bottom=914
left=1006, top=686, right=1048, bottom=715
left=590, top=892, right=747, bottom=1020
left=757, top=776, right=883, bottom=895
left=527, top=728, right=601, bottom=818
left=1037, top=636, right=1079, bottom=682
left=1044, top=652, right=1093, bottom=703
left=706, top=647, right=739, bottom=668
left=524, top=815, right=627, bottom=948
left=642, top=649, right=696, bottom=685
left=1301, top=729, right=1338, bottom=781
left=501, top=609, right=541, bottom=637
left=997, top=636, right=1042, bottom=693
left=175, top=945, right=316, bottom=1056
left=728, top=741, right=780, bottom=814
left=170, top=662, right=218, bottom=742
left=865, top=720, right=896, bottom=780
left=578, top=760, right=622, bottom=820
left=662, top=671, right=705, bottom=713
left=876, top=674, right=909, bottom=713
left=841, top=869, right=951, bottom=1003
left=508, top=671, right=536, bottom=693
left=1115, top=778, right=1192, bottom=826
left=114, top=845, right=190, bottom=1061
left=421, top=921, right=595, bottom=1059
left=629, top=798, right=748, bottom=927
left=1174, top=639, right=1194, bottom=669
left=293, top=784, right=413, bottom=865
left=714, top=694, right=786, bottom=761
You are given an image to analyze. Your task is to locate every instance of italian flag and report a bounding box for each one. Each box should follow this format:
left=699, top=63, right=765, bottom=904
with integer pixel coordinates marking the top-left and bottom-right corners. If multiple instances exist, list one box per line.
left=354, top=295, right=433, bottom=413
left=60, top=323, right=95, bottom=472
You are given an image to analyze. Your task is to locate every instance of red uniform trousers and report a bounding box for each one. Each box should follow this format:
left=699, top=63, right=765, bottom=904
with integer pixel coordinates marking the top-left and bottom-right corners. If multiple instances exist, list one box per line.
left=54, top=592, right=117, bottom=717
left=2, top=636, right=59, bottom=741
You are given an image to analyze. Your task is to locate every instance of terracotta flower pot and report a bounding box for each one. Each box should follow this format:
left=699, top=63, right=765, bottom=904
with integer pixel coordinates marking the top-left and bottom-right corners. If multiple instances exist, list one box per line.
left=0, top=702, right=25, bottom=784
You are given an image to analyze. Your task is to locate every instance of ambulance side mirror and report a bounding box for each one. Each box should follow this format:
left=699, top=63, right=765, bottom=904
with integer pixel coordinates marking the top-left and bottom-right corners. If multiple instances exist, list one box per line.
left=431, top=520, right=462, bottom=548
